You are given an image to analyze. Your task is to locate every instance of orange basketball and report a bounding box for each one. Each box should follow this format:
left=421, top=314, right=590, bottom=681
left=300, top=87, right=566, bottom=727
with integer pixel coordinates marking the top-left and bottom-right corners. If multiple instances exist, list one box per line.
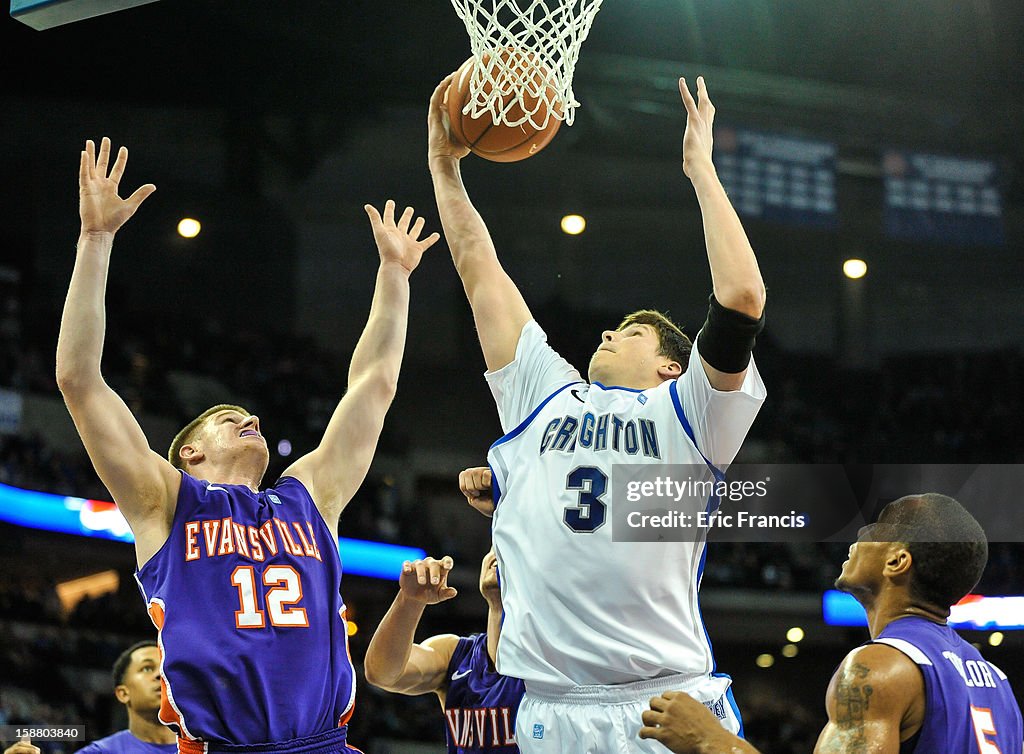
left=446, top=50, right=563, bottom=163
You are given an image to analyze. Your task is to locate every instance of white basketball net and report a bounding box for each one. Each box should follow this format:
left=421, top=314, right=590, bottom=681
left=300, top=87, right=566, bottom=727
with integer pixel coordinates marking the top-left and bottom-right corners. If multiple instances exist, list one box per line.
left=450, top=0, right=604, bottom=129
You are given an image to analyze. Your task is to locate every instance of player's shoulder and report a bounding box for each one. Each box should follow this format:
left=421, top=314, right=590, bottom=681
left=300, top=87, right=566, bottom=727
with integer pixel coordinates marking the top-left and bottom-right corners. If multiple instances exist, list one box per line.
left=832, top=642, right=924, bottom=701
left=76, top=729, right=130, bottom=754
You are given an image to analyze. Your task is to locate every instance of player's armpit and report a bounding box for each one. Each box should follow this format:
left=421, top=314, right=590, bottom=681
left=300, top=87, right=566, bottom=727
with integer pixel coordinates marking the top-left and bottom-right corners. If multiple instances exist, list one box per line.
left=814, top=644, right=924, bottom=754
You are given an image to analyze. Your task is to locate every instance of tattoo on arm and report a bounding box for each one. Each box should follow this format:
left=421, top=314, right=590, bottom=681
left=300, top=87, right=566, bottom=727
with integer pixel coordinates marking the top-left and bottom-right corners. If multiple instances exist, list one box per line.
left=824, top=661, right=874, bottom=754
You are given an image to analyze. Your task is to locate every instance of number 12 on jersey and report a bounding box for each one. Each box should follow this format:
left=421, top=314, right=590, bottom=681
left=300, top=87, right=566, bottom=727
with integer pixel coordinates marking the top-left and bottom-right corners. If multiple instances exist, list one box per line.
left=231, top=565, right=309, bottom=629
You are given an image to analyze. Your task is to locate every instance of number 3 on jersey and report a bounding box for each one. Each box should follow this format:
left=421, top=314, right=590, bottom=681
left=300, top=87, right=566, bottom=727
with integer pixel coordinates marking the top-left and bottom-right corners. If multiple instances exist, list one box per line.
left=231, top=565, right=309, bottom=629
left=564, top=466, right=608, bottom=533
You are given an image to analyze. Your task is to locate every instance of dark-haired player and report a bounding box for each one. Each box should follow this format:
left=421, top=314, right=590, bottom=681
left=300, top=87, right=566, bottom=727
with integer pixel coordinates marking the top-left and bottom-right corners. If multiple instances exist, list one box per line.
left=428, top=74, right=766, bottom=752
left=640, top=493, right=1024, bottom=753
left=364, top=549, right=524, bottom=753
left=77, top=641, right=177, bottom=754
left=56, top=138, right=439, bottom=753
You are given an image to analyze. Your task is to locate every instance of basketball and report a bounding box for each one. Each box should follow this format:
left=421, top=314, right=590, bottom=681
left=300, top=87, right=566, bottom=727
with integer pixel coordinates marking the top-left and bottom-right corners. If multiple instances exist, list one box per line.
left=446, top=50, right=563, bottom=163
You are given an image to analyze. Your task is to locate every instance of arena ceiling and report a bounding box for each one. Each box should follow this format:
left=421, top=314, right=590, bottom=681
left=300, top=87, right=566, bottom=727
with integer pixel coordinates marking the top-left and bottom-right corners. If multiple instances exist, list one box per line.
left=3, top=0, right=1022, bottom=167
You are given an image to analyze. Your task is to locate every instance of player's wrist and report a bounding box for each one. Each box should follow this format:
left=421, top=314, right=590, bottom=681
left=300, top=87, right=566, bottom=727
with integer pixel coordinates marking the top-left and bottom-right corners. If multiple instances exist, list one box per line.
left=683, top=157, right=718, bottom=184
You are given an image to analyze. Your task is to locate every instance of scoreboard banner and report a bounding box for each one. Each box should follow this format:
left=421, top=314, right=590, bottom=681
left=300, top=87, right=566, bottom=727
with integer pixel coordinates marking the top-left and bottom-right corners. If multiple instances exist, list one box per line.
left=883, top=149, right=1004, bottom=246
left=713, top=126, right=838, bottom=229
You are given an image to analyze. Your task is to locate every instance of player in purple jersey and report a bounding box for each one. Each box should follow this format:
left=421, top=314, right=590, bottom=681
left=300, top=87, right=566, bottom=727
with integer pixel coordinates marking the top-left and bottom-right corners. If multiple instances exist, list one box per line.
left=639, top=493, right=1024, bottom=754
left=364, top=548, right=524, bottom=753
left=56, top=138, right=439, bottom=754
left=76, top=642, right=178, bottom=754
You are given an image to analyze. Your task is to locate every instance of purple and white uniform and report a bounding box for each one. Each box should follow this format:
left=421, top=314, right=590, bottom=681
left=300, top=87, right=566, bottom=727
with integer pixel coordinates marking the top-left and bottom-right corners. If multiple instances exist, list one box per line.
left=873, top=616, right=1023, bottom=753
left=135, top=472, right=357, bottom=751
left=443, top=633, right=525, bottom=753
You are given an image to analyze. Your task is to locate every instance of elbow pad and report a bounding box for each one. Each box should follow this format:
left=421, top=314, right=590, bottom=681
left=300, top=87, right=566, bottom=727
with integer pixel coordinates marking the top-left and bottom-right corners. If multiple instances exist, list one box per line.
left=696, top=294, right=765, bottom=374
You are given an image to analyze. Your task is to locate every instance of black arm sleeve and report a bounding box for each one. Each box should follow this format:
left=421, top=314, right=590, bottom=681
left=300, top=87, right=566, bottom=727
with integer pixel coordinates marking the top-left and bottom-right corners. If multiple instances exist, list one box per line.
left=695, top=293, right=765, bottom=374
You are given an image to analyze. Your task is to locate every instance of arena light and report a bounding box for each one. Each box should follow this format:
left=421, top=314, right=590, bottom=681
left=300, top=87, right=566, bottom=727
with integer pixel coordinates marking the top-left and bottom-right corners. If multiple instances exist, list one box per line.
left=781, top=643, right=799, bottom=658
left=989, top=632, right=1005, bottom=647
left=824, top=590, right=1024, bottom=630
left=786, top=626, right=805, bottom=643
left=843, top=258, right=867, bottom=279
left=755, top=653, right=774, bottom=668
left=347, top=620, right=359, bottom=637
left=177, top=218, right=201, bottom=238
left=0, top=481, right=424, bottom=580
left=560, top=214, right=586, bottom=235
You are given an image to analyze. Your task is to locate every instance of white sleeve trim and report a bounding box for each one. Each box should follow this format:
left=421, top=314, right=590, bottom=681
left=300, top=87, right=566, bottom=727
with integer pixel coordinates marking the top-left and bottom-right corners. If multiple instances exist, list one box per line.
left=873, top=637, right=933, bottom=666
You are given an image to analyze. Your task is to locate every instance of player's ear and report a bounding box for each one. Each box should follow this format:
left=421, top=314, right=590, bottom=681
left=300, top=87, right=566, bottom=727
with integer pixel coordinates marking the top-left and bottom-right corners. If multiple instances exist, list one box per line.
left=657, top=360, right=682, bottom=380
left=179, top=443, right=204, bottom=465
left=883, top=546, right=913, bottom=579
left=114, top=684, right=130, bottom=705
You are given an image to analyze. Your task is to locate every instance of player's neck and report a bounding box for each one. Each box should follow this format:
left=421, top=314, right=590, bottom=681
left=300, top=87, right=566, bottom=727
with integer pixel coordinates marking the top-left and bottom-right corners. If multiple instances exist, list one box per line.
left=194, top=461, right=263, bottom=492
left=128, top=710, right=176, bottom=744
left=865, top=590, right=949, bottom=639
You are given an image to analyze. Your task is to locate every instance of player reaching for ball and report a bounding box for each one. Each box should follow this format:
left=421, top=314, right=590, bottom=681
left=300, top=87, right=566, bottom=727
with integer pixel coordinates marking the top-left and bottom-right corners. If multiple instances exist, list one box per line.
left=57, top=138, right=439, bottom=753
left=427, top=74, right=767, bottom=753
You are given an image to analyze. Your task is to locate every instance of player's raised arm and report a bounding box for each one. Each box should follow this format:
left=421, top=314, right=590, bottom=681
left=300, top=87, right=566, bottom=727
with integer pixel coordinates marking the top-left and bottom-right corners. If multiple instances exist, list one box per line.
left=814, top=644, right=922, bottom=753
left=282, top=201, right=438, bottom=524
left=364, top=556, right=460, bottom=699
left=56, top=138, right=180, bottom=568
left=427, top=75, right=532, bottom=372
left=679, top=77, right=766, bottom=392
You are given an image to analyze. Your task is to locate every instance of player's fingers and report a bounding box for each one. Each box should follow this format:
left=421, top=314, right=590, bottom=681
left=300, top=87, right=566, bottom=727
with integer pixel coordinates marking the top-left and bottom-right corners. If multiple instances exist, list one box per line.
left=397, top=205, right=414, bottom=233
left=678, top=78, right=698, bottom=116
left=648, top=695, right=669, bottom=712
left=109, top=145, right=129, bottom=184
left=640, top=708, right=664, bottom=726
left=383, top=199, right=396, bottom=226
left=97, top=136, right=112, bottom=176
left=80, top=148, right=90, bottom=185
left=415, top=559, right=429, bottom=585
left=427, top=558, right=442, bottom=584
left=661, top=690, right=682, bottom=700
left=638, top=725, right=664, bottom=741
left=431, top=75, right=456, bottom=108
left=419, top=231, right=441, bottom=250
left=440, top=555, right=455, bottom=572
left=125, top=183, right=157, bottom=213
left=409, top=214, right=425, bottom=239
left=438, top=586, right=458, bottom=601
left=459, top=469, right=480, bottom=497
left=85, top=139, right=96, bottom=178
left=364, top=203, right=382, bottom=227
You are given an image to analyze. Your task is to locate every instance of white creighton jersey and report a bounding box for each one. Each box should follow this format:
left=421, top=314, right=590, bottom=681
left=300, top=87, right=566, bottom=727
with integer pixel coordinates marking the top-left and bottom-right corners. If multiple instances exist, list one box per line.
left=486, top=321, right=766, bottom=693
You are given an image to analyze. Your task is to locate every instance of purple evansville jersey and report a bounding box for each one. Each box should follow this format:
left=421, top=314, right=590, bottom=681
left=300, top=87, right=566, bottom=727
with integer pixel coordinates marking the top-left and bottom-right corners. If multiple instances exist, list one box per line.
left=443, top=633, right=525, bottom=753
left=135, top=472, right=355, bottom=745
left=873, top=616, right=1023, bottom=753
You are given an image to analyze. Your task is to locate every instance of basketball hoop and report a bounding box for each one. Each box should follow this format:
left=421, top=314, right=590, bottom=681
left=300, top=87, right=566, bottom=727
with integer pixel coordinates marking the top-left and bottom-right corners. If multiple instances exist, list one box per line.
left=449, top=0, right=604, bottom=129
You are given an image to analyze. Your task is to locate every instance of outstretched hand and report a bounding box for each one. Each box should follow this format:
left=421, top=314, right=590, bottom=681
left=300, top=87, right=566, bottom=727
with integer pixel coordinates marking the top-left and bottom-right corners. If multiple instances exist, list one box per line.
left=399, top=556, right=458, bottom=605
left=79, top=137, right=156, bottom=236
left=428, top=75, right=471, bottom=162
left=364, top=200, right=440, bottom=274
left=678, top=76, right=716, bottom=179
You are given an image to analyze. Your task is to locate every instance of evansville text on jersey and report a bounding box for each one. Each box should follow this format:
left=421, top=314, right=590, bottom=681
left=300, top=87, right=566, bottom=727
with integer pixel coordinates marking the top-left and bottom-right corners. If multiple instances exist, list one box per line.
left=539, top=412, right=661, bottom=458
left=182, top=517, right=324, bottom=562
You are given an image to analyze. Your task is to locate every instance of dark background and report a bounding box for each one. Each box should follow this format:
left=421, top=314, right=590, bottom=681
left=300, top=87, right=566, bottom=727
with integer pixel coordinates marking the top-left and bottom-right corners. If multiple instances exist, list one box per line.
left=1, top=2, right=1023, bottom=752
